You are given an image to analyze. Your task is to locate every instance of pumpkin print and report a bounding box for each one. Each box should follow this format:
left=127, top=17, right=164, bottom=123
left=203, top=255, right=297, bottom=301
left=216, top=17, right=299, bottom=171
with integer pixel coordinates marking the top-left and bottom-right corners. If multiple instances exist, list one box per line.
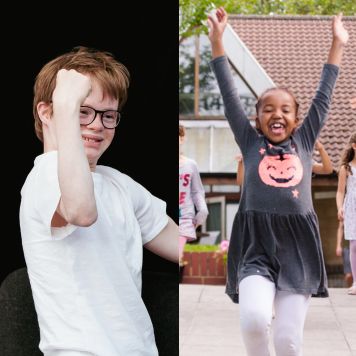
left=258, top=153, right=303, bottom=188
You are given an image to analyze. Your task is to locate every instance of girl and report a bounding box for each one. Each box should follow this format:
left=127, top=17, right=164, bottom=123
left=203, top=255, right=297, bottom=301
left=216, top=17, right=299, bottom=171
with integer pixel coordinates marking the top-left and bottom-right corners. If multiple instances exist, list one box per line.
left=336, top=132, right=356, bottom=295
left=179, top=124, right=209, bottom=265
left=207, top=7, right=348, bottom=355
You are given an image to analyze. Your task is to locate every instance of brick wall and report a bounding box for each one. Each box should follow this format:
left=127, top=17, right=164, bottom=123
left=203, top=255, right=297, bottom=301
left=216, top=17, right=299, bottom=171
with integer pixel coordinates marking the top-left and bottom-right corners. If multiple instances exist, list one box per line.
left=180, top=252, right=226, bottom=285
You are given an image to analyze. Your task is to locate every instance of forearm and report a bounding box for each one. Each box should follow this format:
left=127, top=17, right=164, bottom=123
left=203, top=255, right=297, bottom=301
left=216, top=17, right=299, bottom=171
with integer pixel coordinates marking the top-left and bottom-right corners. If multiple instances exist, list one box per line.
left=327, top=40, right=345, bottom=66
left=211, top=38, right=225, bottom=59
left=54, top=104, right=97, bottom=226
left=336, top=191, right=344, bottom=211
left=318, top=147, right=333, bottom=174
left=236, top=159, right=244, bottom=185
left=144, top=217, right=179, bottom=263
left=336, top=226, right=343, bottom=247
left=210, top=56, right=253, bottom=145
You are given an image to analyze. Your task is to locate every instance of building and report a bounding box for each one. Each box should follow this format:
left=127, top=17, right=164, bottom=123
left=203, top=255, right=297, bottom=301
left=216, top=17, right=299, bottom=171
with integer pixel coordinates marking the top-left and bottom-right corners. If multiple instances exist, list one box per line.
left=179, top=15, right=356, bottom=282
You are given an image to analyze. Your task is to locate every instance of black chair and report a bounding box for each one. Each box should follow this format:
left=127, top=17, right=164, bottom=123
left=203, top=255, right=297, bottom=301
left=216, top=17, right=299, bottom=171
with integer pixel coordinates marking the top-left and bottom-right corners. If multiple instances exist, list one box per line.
left=0, top=268, right=178, bottom=356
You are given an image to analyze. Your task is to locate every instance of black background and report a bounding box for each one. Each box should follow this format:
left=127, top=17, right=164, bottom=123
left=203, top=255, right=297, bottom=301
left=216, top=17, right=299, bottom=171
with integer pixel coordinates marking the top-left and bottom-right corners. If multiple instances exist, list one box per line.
left=0, top=4, right=178, bottom=284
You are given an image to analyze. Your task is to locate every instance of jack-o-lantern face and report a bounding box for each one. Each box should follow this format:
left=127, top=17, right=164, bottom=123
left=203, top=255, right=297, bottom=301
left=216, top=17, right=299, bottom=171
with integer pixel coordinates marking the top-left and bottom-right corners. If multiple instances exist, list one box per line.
left=258, top=154, right=303, bottom=187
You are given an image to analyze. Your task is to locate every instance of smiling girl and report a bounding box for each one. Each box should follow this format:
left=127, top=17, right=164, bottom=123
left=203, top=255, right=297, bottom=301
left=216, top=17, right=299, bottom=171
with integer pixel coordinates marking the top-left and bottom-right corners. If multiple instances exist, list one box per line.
left=207, top=7, right=348, bottom=356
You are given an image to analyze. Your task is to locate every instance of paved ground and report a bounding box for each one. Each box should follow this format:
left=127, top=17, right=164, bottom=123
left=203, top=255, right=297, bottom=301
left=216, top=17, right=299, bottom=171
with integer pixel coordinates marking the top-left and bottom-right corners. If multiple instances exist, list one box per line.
left=180, top=284, right=356, bottom=356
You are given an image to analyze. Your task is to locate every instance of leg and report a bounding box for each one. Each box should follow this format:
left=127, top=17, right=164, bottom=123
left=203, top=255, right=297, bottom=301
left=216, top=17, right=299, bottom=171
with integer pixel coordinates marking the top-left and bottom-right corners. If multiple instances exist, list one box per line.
left=239, top=275, right=275, bottom=356
left=348, top=240, right=356, bottom=294
left=273, top=291, right=311, bottom=356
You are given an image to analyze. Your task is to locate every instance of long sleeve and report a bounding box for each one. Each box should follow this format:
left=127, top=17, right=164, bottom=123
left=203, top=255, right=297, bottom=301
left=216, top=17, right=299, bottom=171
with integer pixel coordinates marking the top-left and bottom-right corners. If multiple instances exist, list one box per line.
left=210, top=56, right=257, bottom=154
left=296, top=64, right=339, bottom=152
left=190, top=162, right=208, bottom=226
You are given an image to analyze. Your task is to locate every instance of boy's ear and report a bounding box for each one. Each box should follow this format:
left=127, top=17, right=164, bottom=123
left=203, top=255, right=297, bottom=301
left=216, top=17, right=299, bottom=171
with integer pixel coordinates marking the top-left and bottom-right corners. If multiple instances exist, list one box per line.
left=37, top=101, right=52, bottom=125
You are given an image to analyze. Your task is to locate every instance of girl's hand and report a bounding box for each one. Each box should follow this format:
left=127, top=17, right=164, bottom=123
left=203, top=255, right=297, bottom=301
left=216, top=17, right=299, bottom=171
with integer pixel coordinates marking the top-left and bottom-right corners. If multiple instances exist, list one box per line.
left=332, top=13, right=349, bottom=46
left=314, top=139, right=322, bottom=151
left=338, top=207, right=344, bottom=221
left=207, top=7, right=228, bottom=44
left=336, top=245, right=343, bottom=257
left=351, top=97, right=356, bottom=109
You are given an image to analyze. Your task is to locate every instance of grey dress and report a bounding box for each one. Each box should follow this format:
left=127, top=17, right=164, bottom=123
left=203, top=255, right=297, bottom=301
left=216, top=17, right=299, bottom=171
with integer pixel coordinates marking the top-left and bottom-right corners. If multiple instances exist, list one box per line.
left=211, top=56, right=339, bottom=303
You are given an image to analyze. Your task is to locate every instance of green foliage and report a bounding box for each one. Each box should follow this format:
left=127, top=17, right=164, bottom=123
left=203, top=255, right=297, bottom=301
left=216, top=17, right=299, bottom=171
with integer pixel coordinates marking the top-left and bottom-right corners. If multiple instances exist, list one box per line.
left=179, top=0, right=356, bottom=42
left=183, top=244, right=219, bottom=252
left=179, top=0, right=237, bottom=43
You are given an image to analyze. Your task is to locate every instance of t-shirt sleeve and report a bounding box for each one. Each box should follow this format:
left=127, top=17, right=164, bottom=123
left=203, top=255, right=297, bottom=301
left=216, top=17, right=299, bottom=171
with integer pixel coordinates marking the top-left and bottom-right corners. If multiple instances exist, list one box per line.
left=124, top=175, right=169, bottom=245
left=210, top=55, right=257, bottom=154
left=32, top=151, right=77, bottom=239
left=296, top=63, right=339, bottom=152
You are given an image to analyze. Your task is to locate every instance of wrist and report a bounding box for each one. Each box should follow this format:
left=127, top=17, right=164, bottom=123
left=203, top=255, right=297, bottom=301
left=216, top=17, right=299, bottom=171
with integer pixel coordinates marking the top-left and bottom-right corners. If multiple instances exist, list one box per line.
left=331, top=39, right=345, bottom=48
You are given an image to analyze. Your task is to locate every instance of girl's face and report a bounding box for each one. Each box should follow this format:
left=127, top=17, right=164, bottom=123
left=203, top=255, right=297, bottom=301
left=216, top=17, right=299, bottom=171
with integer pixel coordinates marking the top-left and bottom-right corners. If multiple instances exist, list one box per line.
left=256, top=89, right=298, bottom=144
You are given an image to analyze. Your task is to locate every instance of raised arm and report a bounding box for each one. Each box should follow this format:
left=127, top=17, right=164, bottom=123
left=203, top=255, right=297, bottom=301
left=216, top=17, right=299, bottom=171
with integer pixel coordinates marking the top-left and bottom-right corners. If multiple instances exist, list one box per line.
left=207, top=7, right=257, bottom=152
left=327, top=13, right=349, bottom=66
left=207, top=7, right=228, bottom=59
left=296, top=15, right=347, bottom=152
left=52, top=70, right=97, bottom=226
left=312, top=140, right=333, bottom=175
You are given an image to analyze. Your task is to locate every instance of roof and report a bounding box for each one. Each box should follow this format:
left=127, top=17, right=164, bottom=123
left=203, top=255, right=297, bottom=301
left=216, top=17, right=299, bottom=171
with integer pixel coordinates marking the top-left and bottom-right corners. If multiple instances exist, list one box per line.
left=228, top=15, right=356, bottom=171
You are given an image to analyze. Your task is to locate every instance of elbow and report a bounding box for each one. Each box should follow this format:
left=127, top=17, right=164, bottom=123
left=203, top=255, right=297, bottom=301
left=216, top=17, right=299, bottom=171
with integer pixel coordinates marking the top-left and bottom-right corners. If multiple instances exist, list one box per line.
left=325, top=166, right=333, bottom=175
left=67, top=209, right=98, bottom=227
left=320, top=168, right=333, bottom=175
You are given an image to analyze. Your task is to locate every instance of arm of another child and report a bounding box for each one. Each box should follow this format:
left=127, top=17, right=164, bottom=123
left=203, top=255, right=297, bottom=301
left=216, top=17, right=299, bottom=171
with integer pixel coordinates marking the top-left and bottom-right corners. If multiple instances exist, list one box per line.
left=336, top=221, right=344, bottom=257
left=236, top=155, right=244, bottom=186
left=312, top=140, right=333, bottom=175
left=336, top=165, right=347, bottom=221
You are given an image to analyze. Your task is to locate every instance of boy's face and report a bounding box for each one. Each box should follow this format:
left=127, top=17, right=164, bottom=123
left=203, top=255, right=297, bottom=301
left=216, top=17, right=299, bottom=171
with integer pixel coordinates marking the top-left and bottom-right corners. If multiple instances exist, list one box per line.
left=81, top=80, right=118, bottom=168
left=256, top=89, right=298, bottom=144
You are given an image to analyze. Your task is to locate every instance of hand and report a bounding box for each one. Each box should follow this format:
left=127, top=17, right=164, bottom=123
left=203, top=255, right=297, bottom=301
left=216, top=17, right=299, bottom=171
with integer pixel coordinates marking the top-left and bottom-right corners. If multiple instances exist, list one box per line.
left=207, top=7, right=228, bottom=44
left=235, top=154, right=243, bottom=163
left=314, top=139, right=323, bottom=151
left=338, top=207, right=344, bottom=221
left=52, top=69, right=92, bottom=108
left=336, top=245, right=342, bottom=257
left=332, top=13, right=349, bottom=46
left=351, top=97, right=356, bottom=109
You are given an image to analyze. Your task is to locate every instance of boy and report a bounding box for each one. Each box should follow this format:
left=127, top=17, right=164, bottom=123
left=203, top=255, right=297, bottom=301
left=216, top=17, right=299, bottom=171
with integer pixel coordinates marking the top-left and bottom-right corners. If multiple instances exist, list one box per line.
left=20, top=46, right=178, bottom=356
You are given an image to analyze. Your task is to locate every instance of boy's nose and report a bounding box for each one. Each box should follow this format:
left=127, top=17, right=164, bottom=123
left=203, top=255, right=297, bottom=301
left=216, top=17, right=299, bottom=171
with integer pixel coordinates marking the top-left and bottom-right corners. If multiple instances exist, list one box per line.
left=88, top=114, right=105, bottom=130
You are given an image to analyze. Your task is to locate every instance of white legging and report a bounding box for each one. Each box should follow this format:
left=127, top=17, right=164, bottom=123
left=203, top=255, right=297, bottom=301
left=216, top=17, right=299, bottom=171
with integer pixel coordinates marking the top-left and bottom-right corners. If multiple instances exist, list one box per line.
left=239, top=275, right=311, bottom=356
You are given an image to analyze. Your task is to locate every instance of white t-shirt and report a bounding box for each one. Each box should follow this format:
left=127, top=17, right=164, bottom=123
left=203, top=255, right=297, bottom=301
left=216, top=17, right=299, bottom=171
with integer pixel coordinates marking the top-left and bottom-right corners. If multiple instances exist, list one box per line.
left=20, top=151, right=169, bottom=356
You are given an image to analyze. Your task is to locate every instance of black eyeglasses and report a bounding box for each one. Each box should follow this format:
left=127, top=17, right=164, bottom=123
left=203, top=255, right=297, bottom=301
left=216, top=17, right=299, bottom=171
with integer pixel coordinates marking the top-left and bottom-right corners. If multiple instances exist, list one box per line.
left=79, top=106, right=121, bottom=129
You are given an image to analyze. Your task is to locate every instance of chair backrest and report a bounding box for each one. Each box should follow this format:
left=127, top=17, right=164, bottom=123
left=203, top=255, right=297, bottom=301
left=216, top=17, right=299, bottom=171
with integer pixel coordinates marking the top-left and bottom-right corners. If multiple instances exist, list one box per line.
left=0, top=268, right=178, bottom=356
left=0, top=268, right=42, bottom=356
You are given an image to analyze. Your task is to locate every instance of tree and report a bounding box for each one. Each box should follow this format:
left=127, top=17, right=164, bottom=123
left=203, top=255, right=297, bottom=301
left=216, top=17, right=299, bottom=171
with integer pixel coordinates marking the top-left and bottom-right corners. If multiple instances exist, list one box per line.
left=179, top=0, right=356, bottom=43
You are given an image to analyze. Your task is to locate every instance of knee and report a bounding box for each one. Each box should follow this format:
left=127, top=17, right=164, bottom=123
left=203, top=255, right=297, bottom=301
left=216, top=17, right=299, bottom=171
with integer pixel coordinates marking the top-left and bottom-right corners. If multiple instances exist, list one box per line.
left=240, top=309, right=271, bottom=338
left=274, top=329, right=302, bottom=356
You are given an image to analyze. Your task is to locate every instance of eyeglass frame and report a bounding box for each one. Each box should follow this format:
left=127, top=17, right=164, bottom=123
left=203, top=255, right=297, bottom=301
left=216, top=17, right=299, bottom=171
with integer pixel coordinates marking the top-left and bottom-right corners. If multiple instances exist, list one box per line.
left=79, top=105, right=121, bottom=129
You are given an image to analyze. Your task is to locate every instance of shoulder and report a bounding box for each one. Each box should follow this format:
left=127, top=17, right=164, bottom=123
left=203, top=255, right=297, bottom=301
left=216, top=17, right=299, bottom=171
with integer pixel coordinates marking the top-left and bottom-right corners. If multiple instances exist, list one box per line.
left=95, top=165, right=149, bottom=195
left=184, top=157, right=198, bottom=167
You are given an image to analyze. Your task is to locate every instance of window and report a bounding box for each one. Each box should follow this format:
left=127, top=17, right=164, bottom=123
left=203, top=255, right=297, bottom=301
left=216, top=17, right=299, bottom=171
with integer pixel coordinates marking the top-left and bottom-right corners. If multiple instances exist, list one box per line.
left=202, top=196, right=226, bottom=243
